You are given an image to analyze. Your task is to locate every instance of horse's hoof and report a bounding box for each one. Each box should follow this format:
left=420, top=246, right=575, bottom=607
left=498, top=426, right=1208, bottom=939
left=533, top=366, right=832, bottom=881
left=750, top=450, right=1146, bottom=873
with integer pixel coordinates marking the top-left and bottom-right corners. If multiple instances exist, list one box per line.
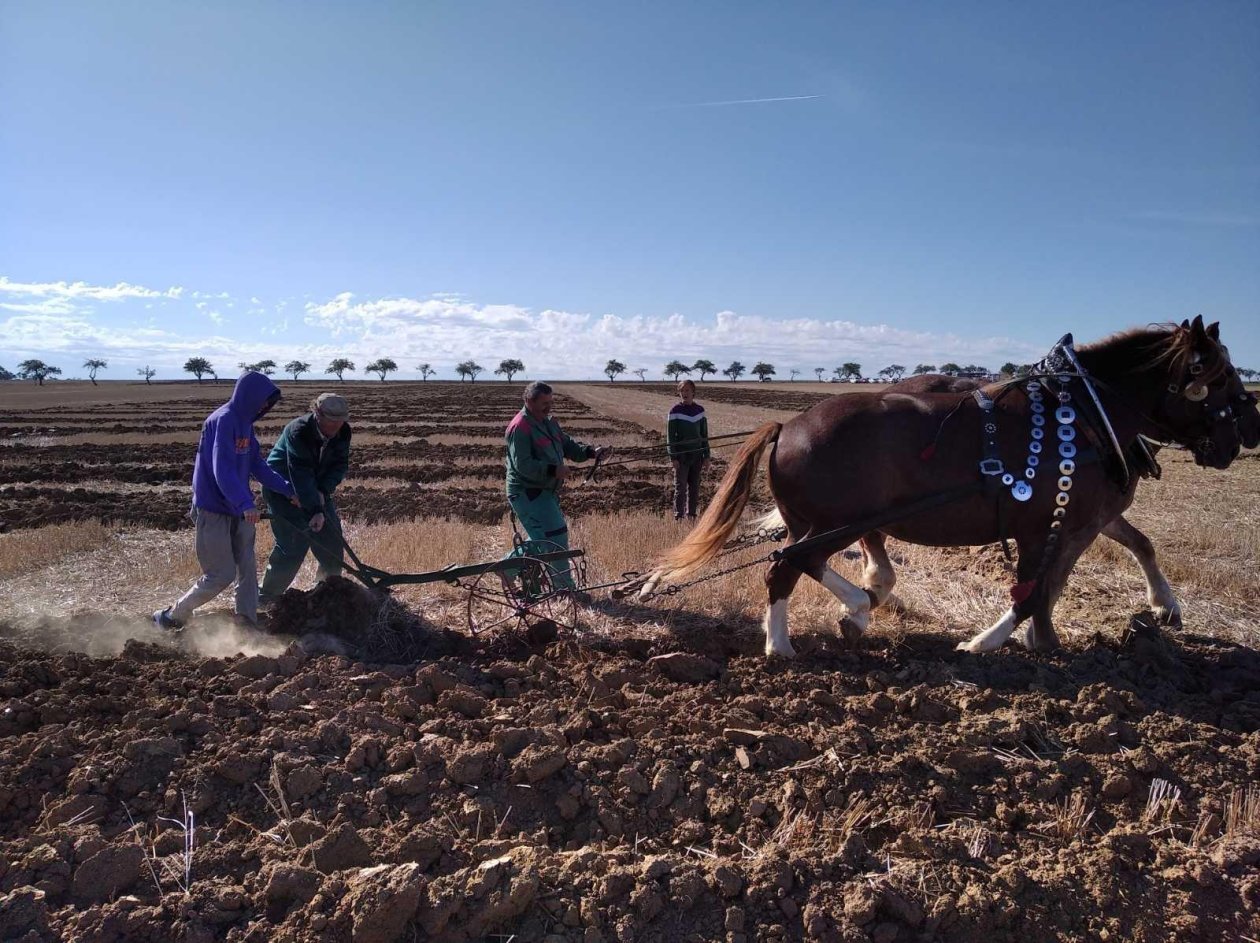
left=765, top=644, right=797, bottom=660
left=1153, top=606, right=1182, bottom=629
left=839, top=617, right=865, bottom=645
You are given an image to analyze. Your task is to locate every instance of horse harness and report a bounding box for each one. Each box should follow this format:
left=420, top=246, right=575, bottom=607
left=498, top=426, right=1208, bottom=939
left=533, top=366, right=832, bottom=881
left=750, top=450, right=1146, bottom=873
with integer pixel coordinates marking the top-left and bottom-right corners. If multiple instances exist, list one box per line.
left=969, top=331, right=1243, bottom=603
left=646, top=327, right=1244, bottom=604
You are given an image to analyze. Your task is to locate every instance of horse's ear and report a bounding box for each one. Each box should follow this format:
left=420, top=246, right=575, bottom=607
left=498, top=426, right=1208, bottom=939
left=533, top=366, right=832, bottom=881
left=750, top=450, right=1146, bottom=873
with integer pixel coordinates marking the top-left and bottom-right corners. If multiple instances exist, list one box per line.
left=1180, top=318, right=1191, bottom=329
left=1207, top=321, right=1220, bottom=341
left=1190, top=315, right=1207, bottom=342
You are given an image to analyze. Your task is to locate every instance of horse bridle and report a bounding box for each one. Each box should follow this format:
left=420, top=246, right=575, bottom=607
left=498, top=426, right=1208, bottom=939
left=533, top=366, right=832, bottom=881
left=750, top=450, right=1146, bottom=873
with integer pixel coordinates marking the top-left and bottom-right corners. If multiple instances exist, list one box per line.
left=1148, top=351, right=1241, bottom=459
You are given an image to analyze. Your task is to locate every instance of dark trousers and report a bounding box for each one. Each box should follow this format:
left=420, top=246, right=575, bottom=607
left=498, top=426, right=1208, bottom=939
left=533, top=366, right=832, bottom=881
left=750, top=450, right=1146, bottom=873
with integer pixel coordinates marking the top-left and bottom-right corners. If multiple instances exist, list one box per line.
left=672, top=460, right=702, bottom=518
left=259, top=490, right=344, bottom=602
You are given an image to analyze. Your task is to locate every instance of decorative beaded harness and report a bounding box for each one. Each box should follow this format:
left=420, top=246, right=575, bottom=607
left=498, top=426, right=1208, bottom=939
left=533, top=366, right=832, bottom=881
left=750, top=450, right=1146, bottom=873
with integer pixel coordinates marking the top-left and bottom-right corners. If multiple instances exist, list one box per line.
left=972, top=335, right=1120, bottom=587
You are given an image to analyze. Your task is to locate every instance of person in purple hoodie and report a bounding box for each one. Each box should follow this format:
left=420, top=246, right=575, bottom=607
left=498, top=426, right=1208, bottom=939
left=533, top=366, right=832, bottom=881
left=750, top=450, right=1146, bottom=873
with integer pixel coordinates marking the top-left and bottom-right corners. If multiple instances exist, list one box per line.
left=154, top=371, right=298, bottom=631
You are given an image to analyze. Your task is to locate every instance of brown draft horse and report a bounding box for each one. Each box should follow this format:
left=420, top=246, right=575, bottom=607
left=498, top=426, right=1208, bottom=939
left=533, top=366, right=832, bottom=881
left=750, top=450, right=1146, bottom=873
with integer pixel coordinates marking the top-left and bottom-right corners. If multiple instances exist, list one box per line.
left=649, top=318, right=1244, bottom=657
left=854, top=359, right=1260, bottom=630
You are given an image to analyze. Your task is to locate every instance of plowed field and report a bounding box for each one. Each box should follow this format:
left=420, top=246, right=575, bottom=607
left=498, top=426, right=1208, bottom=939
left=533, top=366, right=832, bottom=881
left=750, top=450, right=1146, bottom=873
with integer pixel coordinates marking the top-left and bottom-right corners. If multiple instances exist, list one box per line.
left=1, top=380, right=1257, bottom=943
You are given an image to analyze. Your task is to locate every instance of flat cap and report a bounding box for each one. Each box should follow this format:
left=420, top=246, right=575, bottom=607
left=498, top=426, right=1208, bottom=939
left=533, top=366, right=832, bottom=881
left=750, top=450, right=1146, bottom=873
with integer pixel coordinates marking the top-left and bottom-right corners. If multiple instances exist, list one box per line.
left=314, top=392, right=349, bottom=420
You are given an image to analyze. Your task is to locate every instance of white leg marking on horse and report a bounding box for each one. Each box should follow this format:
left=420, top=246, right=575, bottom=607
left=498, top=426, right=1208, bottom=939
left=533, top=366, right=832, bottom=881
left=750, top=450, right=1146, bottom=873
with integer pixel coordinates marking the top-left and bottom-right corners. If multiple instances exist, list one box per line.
left=1014, top=620, right=1036, bottom=650
left=1142, top=569, right=1180, bottom=624
left=1109, top=518, right=1182, bottom=626
left=957, top=606, right=1021, bottom=653
left=764, top=600, right=795, bottom=658
left=819, top=567, right=871, bottom=633
left=861, top=550, right=897, bottom=607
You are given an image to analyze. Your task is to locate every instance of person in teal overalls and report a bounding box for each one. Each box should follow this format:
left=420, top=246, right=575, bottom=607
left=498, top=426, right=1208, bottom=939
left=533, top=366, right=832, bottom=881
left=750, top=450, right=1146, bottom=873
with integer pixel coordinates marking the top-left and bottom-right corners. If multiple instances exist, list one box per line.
left=504, top=381, right=610, bottom=588
left=258, top=392, right=353, bottom=605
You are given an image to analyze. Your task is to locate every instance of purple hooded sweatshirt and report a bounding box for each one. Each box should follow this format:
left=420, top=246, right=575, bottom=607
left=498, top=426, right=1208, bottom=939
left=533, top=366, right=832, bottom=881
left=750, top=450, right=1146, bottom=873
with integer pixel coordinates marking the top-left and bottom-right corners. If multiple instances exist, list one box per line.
left=191, top=372, right=295, bottom=517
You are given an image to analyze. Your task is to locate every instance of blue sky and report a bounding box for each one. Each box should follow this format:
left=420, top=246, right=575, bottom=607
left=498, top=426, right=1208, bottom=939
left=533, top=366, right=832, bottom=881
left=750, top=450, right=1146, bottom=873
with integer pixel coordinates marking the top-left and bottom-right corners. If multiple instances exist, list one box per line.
left=2, top=1, right=1257, bottom=380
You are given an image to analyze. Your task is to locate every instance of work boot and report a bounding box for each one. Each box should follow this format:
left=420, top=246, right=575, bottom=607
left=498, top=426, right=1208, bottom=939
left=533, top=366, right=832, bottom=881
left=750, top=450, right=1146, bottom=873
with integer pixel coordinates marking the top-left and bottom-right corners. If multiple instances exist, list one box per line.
left=153, top=608, right=184, bottom=632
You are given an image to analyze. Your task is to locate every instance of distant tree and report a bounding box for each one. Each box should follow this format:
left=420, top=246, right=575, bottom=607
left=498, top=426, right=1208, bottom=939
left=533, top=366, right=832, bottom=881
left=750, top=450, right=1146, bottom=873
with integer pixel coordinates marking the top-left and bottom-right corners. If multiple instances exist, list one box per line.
left=138, top=365, right=157, bottom=385
left=83, top=358, right=107, bottom=385
left=326, top=358, right=355, bottom=382
left=789, top=368, right=801, bottom=382
left=632, top=368, right=648, bottom=382
left=814, top=367, right=825, bottom=382
left=913, top=364, right=936, bottom=375
left=877, top=364, right=905, bottom=382
left=365, top=358, right=398, bottom=381
left=0, top=365, right=13, bottom=381
left=939, top=362, right=962, bottom=376
left=664, top=360, right=692, bottom=381
left=285, top=360, right=311, bottom=381
left=963, top=364, right=989, bottom=376
left=183, top=357, right=214, bottom=383
left=723, top=361, right=746, bottom=382
left=1238, top=367, right=1257, bottom=382
left=456, top=360, right=484, bottom=382
left=604, top=359, right=626, bottom=382
left=692, top=359, right=717, bottom=382
left=495, top=358, right=525, bottom=382
left=752, top=362, right=775, bottom=382
left=254, top=359, right=277, bottom=376
left=417, top=363, right=436, bottom=381
left=18, top=359, right=61, bottom=385
left=835, top=362, right=861, bottom=381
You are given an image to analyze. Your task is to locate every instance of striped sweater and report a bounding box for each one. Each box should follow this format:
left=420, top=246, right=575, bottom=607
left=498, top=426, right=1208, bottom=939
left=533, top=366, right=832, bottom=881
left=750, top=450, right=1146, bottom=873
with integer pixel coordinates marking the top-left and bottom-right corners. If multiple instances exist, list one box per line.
left=666, top=402, right=710, bottom=463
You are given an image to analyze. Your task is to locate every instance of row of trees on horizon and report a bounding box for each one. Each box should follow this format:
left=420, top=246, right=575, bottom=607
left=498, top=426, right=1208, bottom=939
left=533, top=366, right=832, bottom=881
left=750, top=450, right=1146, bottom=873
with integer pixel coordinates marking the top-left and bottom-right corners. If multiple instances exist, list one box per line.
left=6, top=356, right=1260, bottom=386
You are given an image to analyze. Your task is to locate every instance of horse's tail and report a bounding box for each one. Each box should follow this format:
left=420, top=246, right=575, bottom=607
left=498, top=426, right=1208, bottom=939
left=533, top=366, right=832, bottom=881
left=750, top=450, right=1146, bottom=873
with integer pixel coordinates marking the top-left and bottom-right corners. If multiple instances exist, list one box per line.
left=650, top=421, right=782, bottom=586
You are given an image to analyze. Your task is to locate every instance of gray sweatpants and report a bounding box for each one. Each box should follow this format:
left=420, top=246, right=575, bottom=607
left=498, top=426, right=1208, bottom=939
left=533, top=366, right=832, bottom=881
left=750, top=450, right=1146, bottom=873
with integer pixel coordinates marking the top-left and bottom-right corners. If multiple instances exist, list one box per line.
left=170, top=507, right=258, bottom=624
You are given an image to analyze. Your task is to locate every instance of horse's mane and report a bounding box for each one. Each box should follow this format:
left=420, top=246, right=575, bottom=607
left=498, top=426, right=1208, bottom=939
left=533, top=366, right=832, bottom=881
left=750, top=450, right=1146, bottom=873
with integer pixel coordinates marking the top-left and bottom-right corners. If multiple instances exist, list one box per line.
left=1078, top=322, right=1228, bottom=385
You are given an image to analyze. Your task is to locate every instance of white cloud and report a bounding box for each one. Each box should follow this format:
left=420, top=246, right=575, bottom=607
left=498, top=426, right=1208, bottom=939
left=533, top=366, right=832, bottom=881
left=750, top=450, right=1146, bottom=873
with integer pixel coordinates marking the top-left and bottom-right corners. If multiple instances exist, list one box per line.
left=0, top=276, right=183, bottom=302
left=0, top=298, right=78, bottom=316
left=0, top=274, right=1044, bottom=379
left=301, top=292, right=1042, bottom=378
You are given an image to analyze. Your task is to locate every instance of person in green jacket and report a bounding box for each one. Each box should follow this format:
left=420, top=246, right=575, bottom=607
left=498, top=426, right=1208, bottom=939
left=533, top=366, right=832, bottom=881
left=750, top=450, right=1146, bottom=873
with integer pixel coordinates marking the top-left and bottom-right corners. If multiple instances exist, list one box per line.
left=259, top=392, right=353, bottom=605
left=504, top=381, right=610, bottom=589
left=666, top=379, right=710, bottom=520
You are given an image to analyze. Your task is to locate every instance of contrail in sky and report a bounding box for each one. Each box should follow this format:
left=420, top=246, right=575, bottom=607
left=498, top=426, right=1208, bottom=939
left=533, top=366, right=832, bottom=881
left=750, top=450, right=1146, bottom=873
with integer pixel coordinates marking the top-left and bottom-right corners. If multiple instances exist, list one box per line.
left=660, top=94, right=822, bottom=110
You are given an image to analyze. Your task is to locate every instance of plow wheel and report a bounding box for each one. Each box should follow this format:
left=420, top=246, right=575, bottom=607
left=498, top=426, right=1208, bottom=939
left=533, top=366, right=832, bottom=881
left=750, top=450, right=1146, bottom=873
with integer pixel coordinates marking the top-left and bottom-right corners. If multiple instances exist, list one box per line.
left=465, top=552, right=579, bottom=642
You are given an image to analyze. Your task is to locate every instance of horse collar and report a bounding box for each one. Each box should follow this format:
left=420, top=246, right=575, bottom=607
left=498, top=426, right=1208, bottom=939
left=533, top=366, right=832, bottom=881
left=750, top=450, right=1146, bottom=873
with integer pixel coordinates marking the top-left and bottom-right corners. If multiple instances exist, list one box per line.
left=1035, top=335, right=1131, bottom=491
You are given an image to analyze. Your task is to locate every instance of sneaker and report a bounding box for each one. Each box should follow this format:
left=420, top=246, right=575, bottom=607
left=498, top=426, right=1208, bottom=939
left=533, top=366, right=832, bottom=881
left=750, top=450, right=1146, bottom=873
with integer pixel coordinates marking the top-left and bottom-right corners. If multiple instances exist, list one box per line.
left=153, top=608, right=184, bottom=632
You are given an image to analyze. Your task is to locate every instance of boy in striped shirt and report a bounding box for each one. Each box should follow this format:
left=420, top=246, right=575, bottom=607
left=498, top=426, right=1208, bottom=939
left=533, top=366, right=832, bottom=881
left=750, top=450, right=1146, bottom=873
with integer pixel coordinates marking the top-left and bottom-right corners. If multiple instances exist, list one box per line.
left=667, top=379, right=710, bottom=520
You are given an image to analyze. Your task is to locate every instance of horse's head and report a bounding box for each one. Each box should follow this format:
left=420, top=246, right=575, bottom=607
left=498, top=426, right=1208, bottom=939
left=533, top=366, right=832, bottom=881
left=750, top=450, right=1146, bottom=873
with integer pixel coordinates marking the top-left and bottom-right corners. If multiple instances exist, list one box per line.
left=1151, top=316, right=1240, bottom=469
